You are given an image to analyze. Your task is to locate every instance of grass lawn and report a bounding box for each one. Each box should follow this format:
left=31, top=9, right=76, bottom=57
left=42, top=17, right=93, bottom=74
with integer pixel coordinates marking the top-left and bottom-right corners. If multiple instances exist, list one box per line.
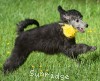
left=0, top=0, right=100, bottom=81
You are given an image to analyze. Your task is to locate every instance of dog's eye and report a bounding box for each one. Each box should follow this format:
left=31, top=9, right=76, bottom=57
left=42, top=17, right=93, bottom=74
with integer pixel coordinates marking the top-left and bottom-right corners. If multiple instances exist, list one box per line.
left=76, top=19, right=79, bottom=22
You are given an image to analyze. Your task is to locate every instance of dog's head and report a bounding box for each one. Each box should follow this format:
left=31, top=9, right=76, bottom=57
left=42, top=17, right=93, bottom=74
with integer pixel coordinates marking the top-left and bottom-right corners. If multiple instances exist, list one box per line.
left=58, top=6, right=88, bottom=33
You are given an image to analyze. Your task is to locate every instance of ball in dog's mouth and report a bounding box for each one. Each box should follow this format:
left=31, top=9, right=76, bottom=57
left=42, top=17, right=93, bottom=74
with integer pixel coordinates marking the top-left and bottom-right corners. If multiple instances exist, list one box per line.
left=77, top=27, right=85, bottom=33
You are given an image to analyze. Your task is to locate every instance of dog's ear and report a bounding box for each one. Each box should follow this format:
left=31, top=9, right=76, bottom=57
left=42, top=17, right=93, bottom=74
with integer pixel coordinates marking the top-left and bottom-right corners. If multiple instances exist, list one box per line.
left=58, top=5, right=70, bottom=22
left=63, top=14, right=71, bottom=20
left=58, top=5, right=66, bottom=14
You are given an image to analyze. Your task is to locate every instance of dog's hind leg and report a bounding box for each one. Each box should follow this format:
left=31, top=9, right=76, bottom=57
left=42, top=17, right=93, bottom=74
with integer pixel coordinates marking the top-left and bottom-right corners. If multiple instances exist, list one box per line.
left=62, top=44, right=97, bottom=58
left=3, top=46, right=31, bottom=74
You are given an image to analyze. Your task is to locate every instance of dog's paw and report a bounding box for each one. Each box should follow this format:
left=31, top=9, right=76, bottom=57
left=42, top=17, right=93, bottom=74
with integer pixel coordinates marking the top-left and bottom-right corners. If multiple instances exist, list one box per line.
left=90, top=46, right=97, bottom=51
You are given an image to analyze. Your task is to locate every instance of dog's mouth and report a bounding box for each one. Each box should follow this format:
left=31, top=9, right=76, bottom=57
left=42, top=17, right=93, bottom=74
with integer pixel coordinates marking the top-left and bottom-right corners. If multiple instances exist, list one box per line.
left=77, top=27, right=85, bottom=33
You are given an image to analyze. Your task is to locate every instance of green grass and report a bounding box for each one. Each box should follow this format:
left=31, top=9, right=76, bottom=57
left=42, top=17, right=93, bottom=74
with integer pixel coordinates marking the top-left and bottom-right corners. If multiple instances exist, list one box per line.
left=0, top=0, right=100, bottom=81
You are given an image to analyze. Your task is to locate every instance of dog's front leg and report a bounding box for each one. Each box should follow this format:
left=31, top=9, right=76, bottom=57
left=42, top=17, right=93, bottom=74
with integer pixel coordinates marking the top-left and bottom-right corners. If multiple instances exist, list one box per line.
left=3, top=47, right=31, bottom=74
left=62, top=44, right=97, bottom=58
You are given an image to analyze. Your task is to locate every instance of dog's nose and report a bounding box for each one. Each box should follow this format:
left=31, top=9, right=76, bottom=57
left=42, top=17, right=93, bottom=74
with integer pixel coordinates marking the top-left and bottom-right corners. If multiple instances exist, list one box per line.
left=86, top=24, right=88, bottom=28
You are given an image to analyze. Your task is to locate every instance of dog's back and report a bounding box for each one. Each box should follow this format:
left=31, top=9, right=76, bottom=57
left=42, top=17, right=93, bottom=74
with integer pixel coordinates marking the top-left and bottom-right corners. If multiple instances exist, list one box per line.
left=16, top=22, right=65, bottom=54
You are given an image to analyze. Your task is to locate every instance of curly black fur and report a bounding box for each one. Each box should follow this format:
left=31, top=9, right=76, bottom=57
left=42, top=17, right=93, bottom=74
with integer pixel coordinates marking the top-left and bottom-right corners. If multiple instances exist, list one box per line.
left=3, top=6, right=96, bottom=74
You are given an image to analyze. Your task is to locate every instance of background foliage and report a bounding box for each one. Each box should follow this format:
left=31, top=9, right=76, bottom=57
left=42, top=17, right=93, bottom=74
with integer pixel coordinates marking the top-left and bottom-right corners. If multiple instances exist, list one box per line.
left=0, top=0, right=100, bottom=81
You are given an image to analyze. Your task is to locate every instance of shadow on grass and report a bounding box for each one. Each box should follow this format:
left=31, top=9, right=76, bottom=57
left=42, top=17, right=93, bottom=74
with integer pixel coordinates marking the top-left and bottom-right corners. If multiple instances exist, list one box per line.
left=76, top=51, right=100, bottom=64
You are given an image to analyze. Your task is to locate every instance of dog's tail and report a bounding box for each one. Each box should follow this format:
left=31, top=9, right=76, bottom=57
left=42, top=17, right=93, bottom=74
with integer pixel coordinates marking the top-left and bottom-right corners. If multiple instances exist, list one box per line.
left=17, top=19, right=39, bottom=35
